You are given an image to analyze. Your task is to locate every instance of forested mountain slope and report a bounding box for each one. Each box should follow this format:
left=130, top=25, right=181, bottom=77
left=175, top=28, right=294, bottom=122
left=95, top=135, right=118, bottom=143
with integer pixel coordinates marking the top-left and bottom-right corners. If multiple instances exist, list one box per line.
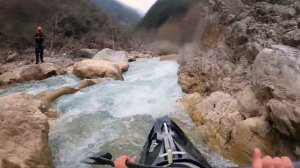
left=0, top=0, right=130, bottom=50
left=92, top=0, right=141, bottom=25
left=138, top=0, right=199, bottom=29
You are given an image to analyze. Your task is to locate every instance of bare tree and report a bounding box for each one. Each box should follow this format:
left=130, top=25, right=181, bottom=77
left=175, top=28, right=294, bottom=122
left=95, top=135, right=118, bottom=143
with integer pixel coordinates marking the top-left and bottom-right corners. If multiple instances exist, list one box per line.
left=48, top=13, right=59, bottom=57
left=57, top=38, right=73, bottom=56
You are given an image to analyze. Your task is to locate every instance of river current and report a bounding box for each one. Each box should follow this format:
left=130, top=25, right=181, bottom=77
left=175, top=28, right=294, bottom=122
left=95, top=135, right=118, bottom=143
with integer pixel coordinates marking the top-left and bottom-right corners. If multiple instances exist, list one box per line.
left=0, top=58, right=234, bottom=168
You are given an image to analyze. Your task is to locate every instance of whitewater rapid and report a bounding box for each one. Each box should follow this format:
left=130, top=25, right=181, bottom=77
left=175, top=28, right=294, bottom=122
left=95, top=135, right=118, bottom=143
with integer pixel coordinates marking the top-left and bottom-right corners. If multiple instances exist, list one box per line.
left=48, top=58, right=182, bottom=167
left=0, top=58, right=234, bottom=168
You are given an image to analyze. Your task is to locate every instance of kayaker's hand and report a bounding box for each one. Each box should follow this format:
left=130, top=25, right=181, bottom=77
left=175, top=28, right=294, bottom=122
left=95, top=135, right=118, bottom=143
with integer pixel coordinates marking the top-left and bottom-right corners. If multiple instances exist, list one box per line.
left=252, top=148, right=294, bottom=168
left=115, top=155, right=137, bottom=168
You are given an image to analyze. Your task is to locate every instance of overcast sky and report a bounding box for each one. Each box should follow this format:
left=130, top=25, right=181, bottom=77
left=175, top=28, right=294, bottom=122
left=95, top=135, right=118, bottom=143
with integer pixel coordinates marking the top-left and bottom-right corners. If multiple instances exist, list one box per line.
left=115, top=0, right=157, bottom=15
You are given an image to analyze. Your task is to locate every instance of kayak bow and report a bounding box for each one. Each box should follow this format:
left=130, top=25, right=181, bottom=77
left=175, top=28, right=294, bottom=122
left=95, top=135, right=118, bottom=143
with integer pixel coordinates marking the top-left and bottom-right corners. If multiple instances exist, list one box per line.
left=139, top=116, right=211, bottom=168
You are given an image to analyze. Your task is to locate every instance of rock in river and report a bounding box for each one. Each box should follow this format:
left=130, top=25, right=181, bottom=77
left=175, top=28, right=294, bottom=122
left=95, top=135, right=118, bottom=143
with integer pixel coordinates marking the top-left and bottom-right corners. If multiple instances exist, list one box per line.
left=0, top=92, right=53, bottom=168
left=73, top=59, right=124, bottom=80
left=0, top=63, right=65, bottom=86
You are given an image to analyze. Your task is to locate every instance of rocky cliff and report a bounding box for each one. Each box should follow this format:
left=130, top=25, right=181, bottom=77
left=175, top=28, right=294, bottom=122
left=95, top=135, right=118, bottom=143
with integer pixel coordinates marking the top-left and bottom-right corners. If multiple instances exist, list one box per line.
left=178, top=0, right=300, bottom=164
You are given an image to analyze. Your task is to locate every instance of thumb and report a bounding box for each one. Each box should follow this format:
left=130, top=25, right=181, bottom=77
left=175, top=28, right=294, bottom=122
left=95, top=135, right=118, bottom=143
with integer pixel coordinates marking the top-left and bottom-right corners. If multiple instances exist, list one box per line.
left=128, top=156, right=137, bottom=163
left=252, top=148, right=262, bottom=168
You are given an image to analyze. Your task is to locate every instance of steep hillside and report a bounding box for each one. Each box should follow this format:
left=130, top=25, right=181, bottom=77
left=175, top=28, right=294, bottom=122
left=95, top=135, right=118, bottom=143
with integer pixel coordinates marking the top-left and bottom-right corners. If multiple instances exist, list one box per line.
left=92, top=0, right=141, bottom=25
left=176, top=0, right=300, bottom=164
left=0, top=0, right=130, bottom=50
left=138, top=0, right=199, bottom=29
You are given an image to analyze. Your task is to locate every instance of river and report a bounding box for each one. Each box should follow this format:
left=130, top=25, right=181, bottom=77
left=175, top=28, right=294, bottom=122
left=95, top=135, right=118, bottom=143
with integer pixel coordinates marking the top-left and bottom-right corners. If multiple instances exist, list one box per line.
left=0, top=58, right=234, bottom=168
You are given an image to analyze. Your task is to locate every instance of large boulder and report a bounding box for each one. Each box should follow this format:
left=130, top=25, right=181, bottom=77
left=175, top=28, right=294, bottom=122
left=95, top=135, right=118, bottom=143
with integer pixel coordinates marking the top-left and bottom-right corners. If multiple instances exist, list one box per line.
left=73, top=49, right=99, bottom=58
left=93, top=48, right=128, bottom=62
left=229, top=117, right=277, bottom=164
left=0, top=63, right=65, bottom=86
left=253, top=45, right=300, bottom=101
left=282, top=29, right=300, bottom=48
left=183, top=92, right=243, bottom=144
left=183, top=92, right=295, bottom=164
left=178, top=71, right=207, bottom=94
left=40, top=63, right=66, bottom=77
left=35, top=86, right=79, bottom=103
left=178, top=43, right=251, bottom=94
left=268, top=99, right=300, bottom=140
left=236, top=86, right=262, bottom=118
left=0, top=92, right=53, bottom=168
left=250, top=45, right=300, bottom=158
left=73, top=59, right=124, bottom=80
left=117, top=61, right=129, bottom=72
left=191, top=92, right=243, bottom=143
left=179, top=92, right=205, bottom=125
left=183, top=92, right=244, bottom=162
left=175, top=0, right=300, bottom=164
left=93, top=48, right=130, bottom=72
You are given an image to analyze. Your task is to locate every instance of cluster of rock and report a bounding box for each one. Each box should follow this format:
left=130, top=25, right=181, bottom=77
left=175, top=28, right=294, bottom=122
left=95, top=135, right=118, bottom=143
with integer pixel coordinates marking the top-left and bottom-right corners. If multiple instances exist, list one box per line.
left=178, top=0, right=300, bottom=164
left=0, top=48, right=153, bottom=168
left=0, top=48, right=152, bottom=87
left=0, top=63, right=67, bottom=86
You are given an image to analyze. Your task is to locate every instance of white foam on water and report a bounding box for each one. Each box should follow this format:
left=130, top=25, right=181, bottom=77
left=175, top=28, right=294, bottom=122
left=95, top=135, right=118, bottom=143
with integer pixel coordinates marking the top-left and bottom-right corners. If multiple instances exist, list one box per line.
left=50, top=115, right=127, bottom=168
left=49, top=59, right=184, bottom=168
left=0, top=74, right=80, bottom=96
left=53, top=59, right=182, bottom=122
left=49, top=58, right=235, bottom=168
left=1, top=58, right=234, bottom=167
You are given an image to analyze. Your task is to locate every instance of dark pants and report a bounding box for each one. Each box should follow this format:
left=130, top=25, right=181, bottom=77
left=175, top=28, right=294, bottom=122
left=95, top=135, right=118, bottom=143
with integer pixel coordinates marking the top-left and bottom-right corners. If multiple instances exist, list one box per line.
left=35, top=46, right=44, bottom=63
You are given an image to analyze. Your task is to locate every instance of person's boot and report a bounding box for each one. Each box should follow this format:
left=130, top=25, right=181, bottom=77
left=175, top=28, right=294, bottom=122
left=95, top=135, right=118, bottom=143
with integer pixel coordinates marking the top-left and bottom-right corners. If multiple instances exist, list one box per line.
left=40, top=50, right=44, bottom=63
left=35, top=50, right=39, bottom=64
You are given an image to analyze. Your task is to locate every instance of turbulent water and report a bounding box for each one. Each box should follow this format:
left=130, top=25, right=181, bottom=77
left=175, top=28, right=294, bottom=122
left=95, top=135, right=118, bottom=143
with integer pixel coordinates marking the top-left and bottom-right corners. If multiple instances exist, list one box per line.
left=0, top=74, right=80, bottom=96
left=49, top=58, right=234, bottom=168
left=0, top=58, right=234, bottom=168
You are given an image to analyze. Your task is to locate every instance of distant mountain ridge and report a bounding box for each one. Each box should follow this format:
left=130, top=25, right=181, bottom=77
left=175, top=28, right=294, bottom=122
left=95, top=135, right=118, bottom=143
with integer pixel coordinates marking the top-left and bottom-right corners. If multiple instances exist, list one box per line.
left=92, top=0, right=142, bottom=25
left=138, top=0, right=199, bottom=29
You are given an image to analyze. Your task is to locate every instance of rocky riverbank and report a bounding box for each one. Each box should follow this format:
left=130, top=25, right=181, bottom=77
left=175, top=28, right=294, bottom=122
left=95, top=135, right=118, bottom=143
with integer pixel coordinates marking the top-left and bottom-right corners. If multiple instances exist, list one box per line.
left=178, top=0, right=300, bottom=165
left=0, top=48, right=156, bottom=167
left=1, top=0, right=300, bottom=166
left=0, top=48, right=155, bottom=87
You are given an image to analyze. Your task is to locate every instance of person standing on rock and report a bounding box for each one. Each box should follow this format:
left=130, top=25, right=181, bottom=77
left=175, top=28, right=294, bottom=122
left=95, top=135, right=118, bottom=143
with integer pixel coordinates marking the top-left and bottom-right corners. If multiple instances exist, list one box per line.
left=34, top=26, right=45, bottom=64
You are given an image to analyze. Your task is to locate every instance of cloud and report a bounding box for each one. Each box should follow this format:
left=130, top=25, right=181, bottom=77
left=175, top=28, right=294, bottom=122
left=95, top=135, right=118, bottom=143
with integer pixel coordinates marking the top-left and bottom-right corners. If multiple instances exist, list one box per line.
left=115, top=0, right=157, bottom=15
